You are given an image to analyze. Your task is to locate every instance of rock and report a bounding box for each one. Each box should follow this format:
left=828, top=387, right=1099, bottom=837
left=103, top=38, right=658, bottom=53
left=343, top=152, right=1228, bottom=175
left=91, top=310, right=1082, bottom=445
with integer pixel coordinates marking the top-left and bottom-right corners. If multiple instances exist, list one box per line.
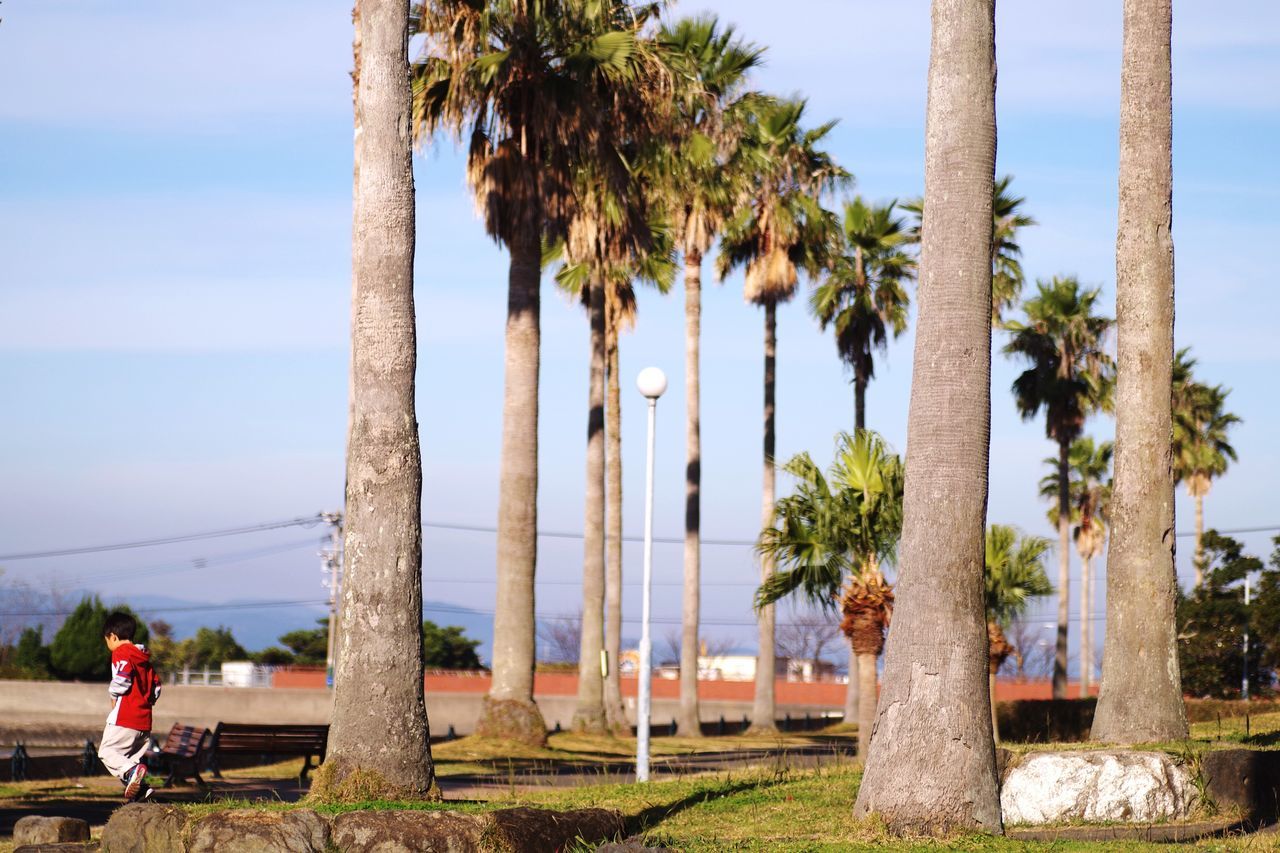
left=1200, top=748, right=1280, bottom=821
left=15, top=845, right=99, bottom=853
left=332, top=806, right=624, bottom=852
left=331, top=810, right=490, bottom=852
left=186, top=809, right=330, bottom=853
left=1001, top=750, right=1197, bottom=825
left=101, top=804, right=188, bottom=853
left=14, top=817, right=91, bottom=846
left=488, top=807, right=624, bottom=851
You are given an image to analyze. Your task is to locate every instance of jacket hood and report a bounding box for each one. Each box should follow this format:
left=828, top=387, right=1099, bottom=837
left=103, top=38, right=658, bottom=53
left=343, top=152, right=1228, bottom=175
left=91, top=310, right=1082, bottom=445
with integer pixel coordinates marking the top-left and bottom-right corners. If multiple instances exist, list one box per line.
left=120, top=642, right=151, bottom=665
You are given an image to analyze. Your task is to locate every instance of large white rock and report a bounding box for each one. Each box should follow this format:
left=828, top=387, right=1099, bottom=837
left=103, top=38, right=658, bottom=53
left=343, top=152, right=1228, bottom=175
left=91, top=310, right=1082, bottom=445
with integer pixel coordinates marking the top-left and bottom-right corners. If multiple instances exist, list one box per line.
left=1001, top=750, right=1197, bottom=825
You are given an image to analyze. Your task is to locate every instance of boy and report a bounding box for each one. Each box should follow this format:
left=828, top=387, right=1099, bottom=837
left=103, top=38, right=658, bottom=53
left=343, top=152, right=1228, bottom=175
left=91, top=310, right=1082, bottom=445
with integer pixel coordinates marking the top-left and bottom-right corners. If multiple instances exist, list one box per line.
left=99, top=612, right=161, bottom=803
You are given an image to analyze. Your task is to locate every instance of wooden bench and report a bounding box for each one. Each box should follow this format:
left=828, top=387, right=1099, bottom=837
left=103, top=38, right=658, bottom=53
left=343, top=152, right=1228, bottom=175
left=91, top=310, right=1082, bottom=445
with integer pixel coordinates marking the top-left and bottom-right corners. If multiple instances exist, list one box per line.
left=154, top=723, right=212, bottom=787
left=210, top=723, right=329, bottom=783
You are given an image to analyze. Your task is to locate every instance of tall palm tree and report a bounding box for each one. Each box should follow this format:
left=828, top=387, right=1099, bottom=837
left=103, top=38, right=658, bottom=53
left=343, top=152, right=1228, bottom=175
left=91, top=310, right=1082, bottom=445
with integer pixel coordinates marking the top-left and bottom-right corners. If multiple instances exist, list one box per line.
left=1003, top=276, right=1114, bottom=699
left=660, top=15, right=763, bottom=738
left=853, top=0, right=1002, bottom=832
left=1171, top=350, right=1241, bottom=582
left=1040, top=437, right=1113, bottom=696
left=810, top=197, right=916, bottom=431
left=756, top=430, right=904, bottom=763
left=1094, top=0, right=1187, bottom=744
left=413, top=0, right=671, bottom=743
left=984, top=525, right=1053, bottom=742
left=903, top=173, right=1035, bottom=326
left=718, top=98, right=846, bottom=732
left=551, top=173, right=672, bottom=732
left=320, top=0, right=434, bottom=797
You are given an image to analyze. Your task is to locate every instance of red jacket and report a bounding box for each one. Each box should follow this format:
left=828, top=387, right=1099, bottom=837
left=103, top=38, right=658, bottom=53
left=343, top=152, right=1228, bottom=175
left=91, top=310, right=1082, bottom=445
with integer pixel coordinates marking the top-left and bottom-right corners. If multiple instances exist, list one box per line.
left=107, top=642, right=161, bottom=731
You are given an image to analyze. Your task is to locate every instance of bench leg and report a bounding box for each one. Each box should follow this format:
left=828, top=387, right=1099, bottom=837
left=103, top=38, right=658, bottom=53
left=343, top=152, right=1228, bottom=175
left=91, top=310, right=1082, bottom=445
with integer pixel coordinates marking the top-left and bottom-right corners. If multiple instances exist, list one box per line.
left=299, top=756, right=313, bottom=785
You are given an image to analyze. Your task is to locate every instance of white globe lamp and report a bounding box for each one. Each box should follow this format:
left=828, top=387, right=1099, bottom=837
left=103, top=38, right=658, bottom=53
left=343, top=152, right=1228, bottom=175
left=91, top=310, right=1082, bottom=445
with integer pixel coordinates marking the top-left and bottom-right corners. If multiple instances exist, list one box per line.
left=636, top=366, right=667, bottom=400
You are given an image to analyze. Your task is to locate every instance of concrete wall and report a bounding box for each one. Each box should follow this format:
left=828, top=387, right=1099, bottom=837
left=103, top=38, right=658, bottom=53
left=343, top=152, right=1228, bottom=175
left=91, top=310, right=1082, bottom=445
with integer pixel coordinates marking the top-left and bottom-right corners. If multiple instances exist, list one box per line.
left=0, top=679, right=837, bottom=747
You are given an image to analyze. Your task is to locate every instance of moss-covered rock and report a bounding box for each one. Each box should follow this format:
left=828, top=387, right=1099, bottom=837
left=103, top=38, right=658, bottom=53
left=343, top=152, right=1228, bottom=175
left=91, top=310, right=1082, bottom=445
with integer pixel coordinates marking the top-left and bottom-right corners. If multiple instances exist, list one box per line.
left=100, top=804, right=188, bottom=853
left=331, top=806, right=623, bottom=852
left=186, top=809, right=329, bottom=853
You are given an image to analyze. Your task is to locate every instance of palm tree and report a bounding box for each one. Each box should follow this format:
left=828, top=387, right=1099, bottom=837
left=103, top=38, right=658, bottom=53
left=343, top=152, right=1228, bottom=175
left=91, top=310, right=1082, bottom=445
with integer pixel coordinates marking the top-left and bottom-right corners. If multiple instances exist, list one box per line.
left=551, top=170, right=672, bottom=732
left=413, top=0, right=671, bottom=743
left=853, top=0, right=1002, bottom=832
left=810, top=197, right=916, bottom=431
left=319, top=0, right=434, bottom=797
left=1093, top=0, right=1187, bottom=744
left=1171, top=350, right=1241, bottom=583
left=718, top=98, right=846, bottom=732
left=660, top=15, right=763, bottom=738
left=756, top=430, right=904, bottom=763
left=1003, top=276, right=1114, bottom=699
left=1039, top=437, right=1112, bottom=696
left=903, top=173, right=1035, bottom=326
left=984, top=525, right=1053, bottom=742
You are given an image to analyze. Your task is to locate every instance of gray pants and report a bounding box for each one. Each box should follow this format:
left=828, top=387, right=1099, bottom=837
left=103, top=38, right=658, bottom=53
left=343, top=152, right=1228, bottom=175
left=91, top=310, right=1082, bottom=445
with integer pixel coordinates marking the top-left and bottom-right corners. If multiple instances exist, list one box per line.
left=98, top=724, right=149, bottom=781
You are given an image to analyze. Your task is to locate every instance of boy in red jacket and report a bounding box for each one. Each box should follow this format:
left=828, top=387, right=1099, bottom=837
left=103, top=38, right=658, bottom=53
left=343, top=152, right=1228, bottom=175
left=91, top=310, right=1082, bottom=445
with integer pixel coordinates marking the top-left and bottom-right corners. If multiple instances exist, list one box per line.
left=99, top=612, right=161, bottom=802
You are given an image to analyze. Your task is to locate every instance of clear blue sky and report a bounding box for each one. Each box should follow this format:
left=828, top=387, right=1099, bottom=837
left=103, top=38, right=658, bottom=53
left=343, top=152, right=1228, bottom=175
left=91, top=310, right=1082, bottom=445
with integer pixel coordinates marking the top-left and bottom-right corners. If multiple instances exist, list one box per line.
left=2, top=1, right=1276, bottom=667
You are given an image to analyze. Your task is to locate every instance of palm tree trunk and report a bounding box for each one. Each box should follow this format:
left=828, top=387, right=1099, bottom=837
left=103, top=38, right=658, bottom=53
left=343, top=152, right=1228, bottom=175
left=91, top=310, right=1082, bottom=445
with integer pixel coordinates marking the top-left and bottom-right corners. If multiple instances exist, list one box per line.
left=603, top=313, right=627, bottom=734
left=1054, top=439, right=1070, bottom=699
left=1080, top=553, right=1092, bottom=697
left=679, top=252, right=703, bottom=737
left=854, top=373, right=867, bottom=433
left=844, top=646, right=859, bottom=725
left=573, top=282, right=607, bottom=733
left=1193, top=492, right=1205, bottom=586
left=1093, top=0, right=1186, bottom=744
left=477, top=234, right=548, bottom=745
left=322, top=0, right=434, bottom=796
left=853, top=0, right=1002, bottom=832
left=1093, top=0, right=1185, bottom=744
left=751, top=301, right=778, bottom=733
left=856, top=651, right=877, bottom=764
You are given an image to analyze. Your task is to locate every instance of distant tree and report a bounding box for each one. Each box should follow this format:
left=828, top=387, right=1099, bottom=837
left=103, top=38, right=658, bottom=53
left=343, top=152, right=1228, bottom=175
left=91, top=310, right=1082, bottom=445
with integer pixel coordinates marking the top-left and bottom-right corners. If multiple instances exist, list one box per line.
left=279, top=619, right=329, bottom=665
left=50, top=597, right=148, bottom=681
left=186, top=626, right=247, bottom=669
left=14, top=626, right=52, bottom=678
left=1177, top=532, right=1264, bottom=698
left=422, top=621, right=483, bottom=670
left=1003, top=276, right=1114, bottom=698
left=984, top=525, right=1053, bottom=740
left=254, top=647, right=296, bottom=666
left=147, top=619, right=181, bottom=676
left=537, top=613, right=582, bottom=666
left=1171, top=348, right=1242, bottom=581
left=1251, top=535, right=1280, bottom=677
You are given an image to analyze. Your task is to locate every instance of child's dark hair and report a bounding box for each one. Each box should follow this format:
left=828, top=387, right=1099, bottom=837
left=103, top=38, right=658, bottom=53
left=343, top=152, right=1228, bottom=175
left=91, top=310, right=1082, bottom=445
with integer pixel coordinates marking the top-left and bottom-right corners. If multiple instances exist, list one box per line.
left=102, top=611, right=137, bottom=641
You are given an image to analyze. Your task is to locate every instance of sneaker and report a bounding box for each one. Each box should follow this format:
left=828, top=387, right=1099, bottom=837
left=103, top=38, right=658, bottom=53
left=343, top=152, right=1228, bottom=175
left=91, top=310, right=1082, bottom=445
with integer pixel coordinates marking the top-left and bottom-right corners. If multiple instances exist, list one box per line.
left=123, top=763, right=148, bottom=802
left=139, top=784, right=155, bottom=802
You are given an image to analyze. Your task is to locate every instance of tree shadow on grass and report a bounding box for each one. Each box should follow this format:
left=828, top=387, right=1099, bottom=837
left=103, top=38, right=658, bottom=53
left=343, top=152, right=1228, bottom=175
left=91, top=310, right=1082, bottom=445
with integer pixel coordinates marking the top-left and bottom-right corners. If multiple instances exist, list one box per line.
left=623, top=776, right=785, bottom=837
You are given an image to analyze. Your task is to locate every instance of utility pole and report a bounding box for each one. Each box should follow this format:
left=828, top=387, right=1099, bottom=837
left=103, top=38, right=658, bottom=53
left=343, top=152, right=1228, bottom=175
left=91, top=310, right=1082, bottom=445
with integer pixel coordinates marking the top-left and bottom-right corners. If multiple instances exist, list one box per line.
left=321, top=511, right=344, bottom=688
left=1243, top=571, right=1252, bottom=701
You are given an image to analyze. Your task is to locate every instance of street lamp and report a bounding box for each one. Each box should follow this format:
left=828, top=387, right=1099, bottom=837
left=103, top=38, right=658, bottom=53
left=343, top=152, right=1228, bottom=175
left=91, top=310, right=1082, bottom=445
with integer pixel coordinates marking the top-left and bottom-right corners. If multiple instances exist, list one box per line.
left=635, top=366, right=667, bottom=782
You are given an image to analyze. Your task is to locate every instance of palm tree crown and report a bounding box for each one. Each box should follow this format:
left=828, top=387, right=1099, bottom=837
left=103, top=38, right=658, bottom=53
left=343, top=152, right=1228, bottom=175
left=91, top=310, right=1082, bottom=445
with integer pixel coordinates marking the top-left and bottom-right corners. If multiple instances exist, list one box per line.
left=1003, top=276, right=1115, bottom=446
left=1039, top=436, right=1114, bottom=558
left=756, top=430, right=904, bottom=609
left=412, top=0, right=671, bottom=247
left=717, top=98, right=848, bottom=302
left=985, top=525, right=1054, bottom=629
left=810, top=197, right=916, bottom=429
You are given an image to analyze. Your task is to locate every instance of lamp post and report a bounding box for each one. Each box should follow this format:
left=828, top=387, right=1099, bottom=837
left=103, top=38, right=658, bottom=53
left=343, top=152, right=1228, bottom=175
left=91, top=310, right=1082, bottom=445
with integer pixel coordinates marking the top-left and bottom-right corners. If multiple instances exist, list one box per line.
left=635, top=366, right=667, bottom=782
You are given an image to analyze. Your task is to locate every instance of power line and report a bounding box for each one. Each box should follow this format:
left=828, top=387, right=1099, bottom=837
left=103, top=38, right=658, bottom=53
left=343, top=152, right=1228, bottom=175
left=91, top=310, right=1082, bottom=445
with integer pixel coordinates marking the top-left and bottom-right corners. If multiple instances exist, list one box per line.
left=0, top=598, right=328, bottom=619
left=422, top=519, right=757, bottom=546
left=0, top=515, right=325, bottom=562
